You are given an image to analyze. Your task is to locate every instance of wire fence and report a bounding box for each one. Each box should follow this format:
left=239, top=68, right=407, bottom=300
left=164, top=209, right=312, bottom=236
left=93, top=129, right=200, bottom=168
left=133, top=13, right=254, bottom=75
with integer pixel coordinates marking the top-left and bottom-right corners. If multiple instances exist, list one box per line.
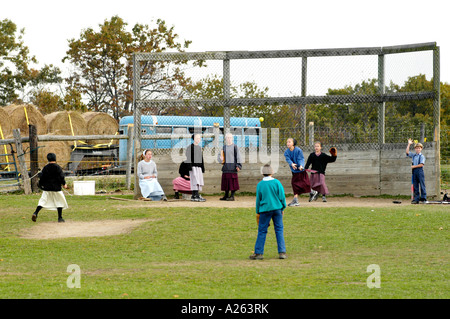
left=132, top=43, right=439, bottom=148
left=130, top=43, right=441, bottom=197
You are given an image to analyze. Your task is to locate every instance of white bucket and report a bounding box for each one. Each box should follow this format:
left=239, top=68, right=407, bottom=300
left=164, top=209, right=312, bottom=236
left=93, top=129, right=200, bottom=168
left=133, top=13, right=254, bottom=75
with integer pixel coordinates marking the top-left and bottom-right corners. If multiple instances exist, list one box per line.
left=73, top=181, right=95, bottom=195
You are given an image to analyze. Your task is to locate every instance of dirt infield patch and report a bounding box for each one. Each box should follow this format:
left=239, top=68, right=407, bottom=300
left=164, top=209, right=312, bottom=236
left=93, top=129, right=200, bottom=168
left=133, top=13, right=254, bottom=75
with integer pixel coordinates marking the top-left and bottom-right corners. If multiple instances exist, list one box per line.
left=19, top=219, right=153, bottom=240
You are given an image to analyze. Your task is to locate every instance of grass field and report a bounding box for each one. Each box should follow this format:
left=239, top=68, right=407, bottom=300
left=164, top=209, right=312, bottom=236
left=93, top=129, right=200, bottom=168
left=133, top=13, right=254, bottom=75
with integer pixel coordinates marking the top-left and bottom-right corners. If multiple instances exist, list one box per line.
left=0, top=193, right=448, bottom=299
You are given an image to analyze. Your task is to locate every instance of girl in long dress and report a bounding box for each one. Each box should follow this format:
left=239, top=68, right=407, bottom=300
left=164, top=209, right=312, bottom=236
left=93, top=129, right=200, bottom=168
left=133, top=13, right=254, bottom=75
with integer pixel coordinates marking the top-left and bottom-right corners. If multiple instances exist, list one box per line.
left=218, top=133, right=242, bottom=201
left=284, top=138, right=311, bottom=207
left=32, top=152, right=69, bottom=223
left=305, top=142, right=337, bottom=202
left=185, top=134, right=206, bottom=202
left=172, top=160, right=192, bottom=199
left=138, top=150, right=167, bottom=201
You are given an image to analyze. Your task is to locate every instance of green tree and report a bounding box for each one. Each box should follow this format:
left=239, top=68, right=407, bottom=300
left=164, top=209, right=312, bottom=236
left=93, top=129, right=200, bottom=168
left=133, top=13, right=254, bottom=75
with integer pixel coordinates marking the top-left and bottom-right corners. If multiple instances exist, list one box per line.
left=184, top=74, right=309, bottom=129
left=31, top=90, right=61, bottom=114
left=0, top=19, right=62, bottom=106
left=63, top=15, right=196, bottom=120
left=31, top=87, right=87, bottom=115
left=440, top=82, right=450, bottom=126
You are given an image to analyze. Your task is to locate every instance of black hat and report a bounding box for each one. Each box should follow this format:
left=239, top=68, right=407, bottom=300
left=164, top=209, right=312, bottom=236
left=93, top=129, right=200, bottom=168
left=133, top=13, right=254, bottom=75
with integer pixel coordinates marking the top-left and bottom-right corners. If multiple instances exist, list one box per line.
left=47, top=153, right=56, bottom=162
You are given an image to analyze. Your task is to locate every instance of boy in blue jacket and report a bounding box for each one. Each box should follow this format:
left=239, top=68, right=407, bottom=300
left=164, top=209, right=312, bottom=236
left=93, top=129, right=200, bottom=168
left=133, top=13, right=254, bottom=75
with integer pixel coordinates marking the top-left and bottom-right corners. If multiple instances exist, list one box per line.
left=249, top=164, right=287, bottom=260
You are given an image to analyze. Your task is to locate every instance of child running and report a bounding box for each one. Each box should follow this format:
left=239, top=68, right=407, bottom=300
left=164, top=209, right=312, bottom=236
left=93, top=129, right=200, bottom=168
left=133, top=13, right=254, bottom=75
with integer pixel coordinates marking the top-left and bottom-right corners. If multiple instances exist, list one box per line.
left=32, top=153, right=68, bottom=223
left=284, top=137, right=311, bottom=206
left=305, top=142, right=337, bottom=202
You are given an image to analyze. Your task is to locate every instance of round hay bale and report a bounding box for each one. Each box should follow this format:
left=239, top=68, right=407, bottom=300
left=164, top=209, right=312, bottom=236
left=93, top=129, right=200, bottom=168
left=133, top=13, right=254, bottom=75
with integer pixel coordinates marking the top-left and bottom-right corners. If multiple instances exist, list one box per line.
left=0, top=107, right=12, bottom=138
left=4, top=104, right=47, bottom=135
left=37, top=140, right=72, bottom=170
left=82, top=112, right=119, bottom=146
left=45, top=111, right=87, bottom=136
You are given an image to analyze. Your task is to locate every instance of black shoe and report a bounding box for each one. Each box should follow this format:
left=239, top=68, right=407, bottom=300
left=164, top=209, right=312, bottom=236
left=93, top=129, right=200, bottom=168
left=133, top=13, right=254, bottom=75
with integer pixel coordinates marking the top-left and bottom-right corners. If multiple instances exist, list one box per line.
left=226, top=196, right=235, bottom=201
left=58, top=217, right=65, bottom=223
left=411, top=200, right=419, bottom=204
left=220, top=196, right=228, bottom=201
left=31, top=213, right=37, bottom=222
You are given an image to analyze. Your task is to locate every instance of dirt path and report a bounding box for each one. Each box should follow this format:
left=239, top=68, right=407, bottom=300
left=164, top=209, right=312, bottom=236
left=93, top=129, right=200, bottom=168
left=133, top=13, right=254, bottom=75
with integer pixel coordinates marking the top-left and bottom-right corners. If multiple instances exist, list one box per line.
left=126, top=195, right=408, bottom=208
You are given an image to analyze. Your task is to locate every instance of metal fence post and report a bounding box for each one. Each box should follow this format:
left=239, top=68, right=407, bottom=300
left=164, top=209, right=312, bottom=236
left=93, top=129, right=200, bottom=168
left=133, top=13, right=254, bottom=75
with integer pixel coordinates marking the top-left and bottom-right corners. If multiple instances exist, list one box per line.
left=132, top=53, right=142, bottom=199
left=223, top=56, right=231, bottom=135
left=300, top=56, right=307, bottom=145
left=433, top=46, right=441, bottom=198
left=126, top=127, right=134, bottom=190
left=309, top=122, right=314, bottom=146
left=378, top=54, right=385, bottom=145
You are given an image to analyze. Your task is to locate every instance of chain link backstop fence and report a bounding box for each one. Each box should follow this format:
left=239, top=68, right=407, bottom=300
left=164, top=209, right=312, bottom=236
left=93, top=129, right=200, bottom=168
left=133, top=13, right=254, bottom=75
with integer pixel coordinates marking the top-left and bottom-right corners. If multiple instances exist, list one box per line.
left=131, top=43, right=441, bottom=197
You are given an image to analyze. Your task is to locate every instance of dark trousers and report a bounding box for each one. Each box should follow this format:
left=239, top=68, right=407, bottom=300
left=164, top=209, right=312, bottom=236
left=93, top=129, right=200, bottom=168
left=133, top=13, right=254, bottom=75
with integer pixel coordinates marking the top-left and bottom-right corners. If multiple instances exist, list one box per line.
left=412, top=168, right=427, bottom=201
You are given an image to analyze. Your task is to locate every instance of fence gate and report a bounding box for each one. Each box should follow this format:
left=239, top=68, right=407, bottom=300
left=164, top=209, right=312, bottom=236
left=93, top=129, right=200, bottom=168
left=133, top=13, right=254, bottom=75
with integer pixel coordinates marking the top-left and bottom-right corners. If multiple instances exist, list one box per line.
left=0, top=143, right=21, bottom=193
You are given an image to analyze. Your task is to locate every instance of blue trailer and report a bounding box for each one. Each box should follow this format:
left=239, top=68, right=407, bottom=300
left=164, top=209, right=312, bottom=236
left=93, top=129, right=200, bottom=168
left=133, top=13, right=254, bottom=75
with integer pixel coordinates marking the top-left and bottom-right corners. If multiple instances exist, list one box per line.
left=118, top=115, right=262, bottom=162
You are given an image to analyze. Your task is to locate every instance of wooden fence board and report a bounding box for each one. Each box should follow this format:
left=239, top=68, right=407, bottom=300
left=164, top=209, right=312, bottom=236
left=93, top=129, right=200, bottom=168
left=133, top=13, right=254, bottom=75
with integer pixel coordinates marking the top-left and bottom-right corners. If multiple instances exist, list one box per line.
left=129, top=144, right=438, bottom=198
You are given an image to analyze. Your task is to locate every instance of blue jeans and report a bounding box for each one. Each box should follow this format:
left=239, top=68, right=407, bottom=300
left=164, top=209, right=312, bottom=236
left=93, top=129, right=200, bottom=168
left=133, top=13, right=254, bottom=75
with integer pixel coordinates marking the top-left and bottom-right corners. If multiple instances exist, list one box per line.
left=254, top=209, right=286, bottom=255
left=412, top=168, right=427, bottom=201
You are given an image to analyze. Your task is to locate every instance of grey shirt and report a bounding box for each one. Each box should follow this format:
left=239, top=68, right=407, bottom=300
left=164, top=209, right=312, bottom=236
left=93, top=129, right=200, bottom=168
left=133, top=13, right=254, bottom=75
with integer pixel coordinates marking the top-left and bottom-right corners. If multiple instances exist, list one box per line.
left=138, top=160, right=157, bottom=180
left=218, top=144, right=242, bottom=173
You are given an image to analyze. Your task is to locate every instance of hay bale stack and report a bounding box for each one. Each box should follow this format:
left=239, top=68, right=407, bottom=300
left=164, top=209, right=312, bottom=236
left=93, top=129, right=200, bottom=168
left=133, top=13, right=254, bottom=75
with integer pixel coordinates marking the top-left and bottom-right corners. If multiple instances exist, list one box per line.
left=5, top=139, right=72, bottom=170
left=45, top=111, right=87, bottom=136
left=0, top=107, right=12, bottom=138
left=82, top=112, right=119, bottom=145
left=4, top=104, right=47, bottom=135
